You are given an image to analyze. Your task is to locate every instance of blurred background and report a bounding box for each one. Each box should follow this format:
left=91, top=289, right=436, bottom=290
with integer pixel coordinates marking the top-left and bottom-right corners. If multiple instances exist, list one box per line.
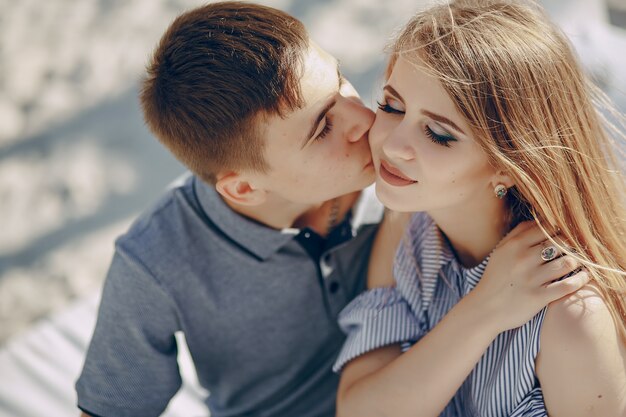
left=1, top=0, right=625, bottom=346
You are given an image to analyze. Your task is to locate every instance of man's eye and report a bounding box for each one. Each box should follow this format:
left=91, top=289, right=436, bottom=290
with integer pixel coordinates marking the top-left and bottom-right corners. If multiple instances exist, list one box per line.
left=315, top=118, right=333, bottom=141
left=376, top=100, right=404, bottom=114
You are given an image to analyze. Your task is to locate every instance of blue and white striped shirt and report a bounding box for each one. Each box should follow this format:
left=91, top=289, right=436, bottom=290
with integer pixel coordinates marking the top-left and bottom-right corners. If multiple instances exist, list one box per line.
left=334, top=212, right=548, bottom=417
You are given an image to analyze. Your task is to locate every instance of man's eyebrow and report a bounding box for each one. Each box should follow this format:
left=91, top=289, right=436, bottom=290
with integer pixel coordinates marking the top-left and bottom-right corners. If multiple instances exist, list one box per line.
left=301, top=62, right=342, bottom=148
left=383, top=85, right=466, bottom=135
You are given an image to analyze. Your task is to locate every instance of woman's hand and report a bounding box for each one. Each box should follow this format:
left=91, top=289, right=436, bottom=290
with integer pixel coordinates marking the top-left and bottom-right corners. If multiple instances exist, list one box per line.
left=470, top=221, right=589, bottom=334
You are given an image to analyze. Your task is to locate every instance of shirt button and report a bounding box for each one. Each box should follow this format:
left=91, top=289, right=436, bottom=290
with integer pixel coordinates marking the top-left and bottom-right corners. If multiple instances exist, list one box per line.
left=329, top=281, right=340, bottom=294
left=320, top=257, right=334, bottom=278
left=304, top=232, right=311, bottom=238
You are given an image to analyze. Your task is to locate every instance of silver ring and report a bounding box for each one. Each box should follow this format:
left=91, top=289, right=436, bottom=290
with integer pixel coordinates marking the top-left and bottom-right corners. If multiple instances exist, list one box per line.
left=541, top=245, right=558, bottom=262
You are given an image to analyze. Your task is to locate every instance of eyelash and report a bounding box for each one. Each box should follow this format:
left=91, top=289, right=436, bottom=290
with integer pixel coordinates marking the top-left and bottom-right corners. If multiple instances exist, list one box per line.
left=376, top=100, right=456, bottom=148
left=316, top=118, right=333, bottom=141
left=376, top=101, right=403, bottom=115
left=424, top=126, right=454, bottom=147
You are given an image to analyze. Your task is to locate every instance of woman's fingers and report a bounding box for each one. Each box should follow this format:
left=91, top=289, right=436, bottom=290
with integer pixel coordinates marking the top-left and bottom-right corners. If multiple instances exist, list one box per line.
left=532, top=237, right=571, bottom=263
left=542, top=269, right=590, bottom=302
left=533, top=255, right=581, bottom=286
left=519, top=225, right=560, bottom=247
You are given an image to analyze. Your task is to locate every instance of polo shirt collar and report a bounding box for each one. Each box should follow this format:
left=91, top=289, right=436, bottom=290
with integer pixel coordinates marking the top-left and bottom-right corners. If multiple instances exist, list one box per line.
left=193, top=177, right=383, bottom=261
left=193, top=177, right=296, bottom=260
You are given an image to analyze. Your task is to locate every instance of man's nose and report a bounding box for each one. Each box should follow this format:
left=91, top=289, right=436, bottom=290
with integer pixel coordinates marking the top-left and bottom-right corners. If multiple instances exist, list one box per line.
left=345, top=100, right=375, bottom=143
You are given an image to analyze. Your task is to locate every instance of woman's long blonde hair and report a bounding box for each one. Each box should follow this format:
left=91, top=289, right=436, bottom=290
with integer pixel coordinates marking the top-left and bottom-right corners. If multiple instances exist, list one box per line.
left=390, top=0, right=626, bottom=336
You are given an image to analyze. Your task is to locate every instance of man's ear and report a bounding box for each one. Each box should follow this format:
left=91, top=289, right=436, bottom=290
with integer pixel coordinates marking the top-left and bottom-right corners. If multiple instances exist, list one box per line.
left=490, top=169, right=516, bottom=189
left=215, top=172, right=267, bottom=206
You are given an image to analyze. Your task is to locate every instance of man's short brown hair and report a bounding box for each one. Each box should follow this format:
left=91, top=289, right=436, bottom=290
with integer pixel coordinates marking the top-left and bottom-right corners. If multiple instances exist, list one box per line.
left=140, top=1, right=308, bottom=183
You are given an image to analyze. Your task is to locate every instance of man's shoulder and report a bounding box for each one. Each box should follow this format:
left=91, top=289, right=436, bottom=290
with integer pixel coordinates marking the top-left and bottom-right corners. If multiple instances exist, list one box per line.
left=114, top=174, right=207, bottom=258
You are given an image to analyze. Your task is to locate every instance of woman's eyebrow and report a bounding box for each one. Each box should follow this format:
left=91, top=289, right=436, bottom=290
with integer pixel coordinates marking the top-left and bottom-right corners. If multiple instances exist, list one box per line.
left=383, top=85, right=465, bottom=135
left=421, top=110, right=465, bottom=135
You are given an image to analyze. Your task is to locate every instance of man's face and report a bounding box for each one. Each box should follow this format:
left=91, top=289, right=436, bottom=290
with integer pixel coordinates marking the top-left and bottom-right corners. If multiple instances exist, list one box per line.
left=249, top=41, right=376, bottom=205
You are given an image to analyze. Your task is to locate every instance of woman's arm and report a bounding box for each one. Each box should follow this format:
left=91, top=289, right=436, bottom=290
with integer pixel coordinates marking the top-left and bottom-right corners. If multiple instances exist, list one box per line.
left=537, top=285, right=626, bottom=416
left=337, top=221, right=590, bottom=417
left=337, top=290, right=500, bottom=417
left=366, top=210, right=411, bottom=288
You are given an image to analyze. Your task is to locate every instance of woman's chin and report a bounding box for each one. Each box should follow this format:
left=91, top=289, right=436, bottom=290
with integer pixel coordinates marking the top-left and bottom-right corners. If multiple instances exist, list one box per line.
left=374, top=182, right=419, bottom=212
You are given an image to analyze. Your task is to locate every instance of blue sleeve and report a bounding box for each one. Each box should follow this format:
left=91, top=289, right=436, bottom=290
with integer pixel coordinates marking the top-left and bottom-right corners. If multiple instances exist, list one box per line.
left=508, top=387, right=548, bottom=417
left=332, top=287, right=423, bottom=372
left=75, top=245, right=182, bottom=417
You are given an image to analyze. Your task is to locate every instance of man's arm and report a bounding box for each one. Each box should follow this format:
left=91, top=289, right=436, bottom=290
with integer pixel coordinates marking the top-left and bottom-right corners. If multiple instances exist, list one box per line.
left=75, top=246, right=182, bottom=417
left=537, top=285, right=626, bottom=416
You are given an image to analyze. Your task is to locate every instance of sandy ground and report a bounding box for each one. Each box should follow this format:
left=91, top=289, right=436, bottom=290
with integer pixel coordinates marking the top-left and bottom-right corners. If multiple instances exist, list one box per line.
left=1, top=0, right=625, bottom=346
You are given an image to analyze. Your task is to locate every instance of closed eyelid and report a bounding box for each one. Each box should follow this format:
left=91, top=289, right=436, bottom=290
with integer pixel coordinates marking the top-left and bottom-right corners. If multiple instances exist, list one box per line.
left=429, top=122, right=454, bottom=136
left=383, top=85, right=404, bottom=104
left=380, top=95, right=404, bottom=111
left=383, top=94, right=400, bottom=104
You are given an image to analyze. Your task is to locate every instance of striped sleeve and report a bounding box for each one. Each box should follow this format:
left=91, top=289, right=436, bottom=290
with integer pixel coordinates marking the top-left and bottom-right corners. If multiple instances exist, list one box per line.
left=333, top=287, right=422, bottom=372
left=508, top=387, right=548, bottom=417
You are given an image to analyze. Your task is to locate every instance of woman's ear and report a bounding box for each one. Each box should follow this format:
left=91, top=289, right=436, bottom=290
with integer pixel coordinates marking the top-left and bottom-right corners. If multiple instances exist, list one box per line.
left=491, top=170, right=516, bottom=189
left=215, top=172, right=267, bottom=206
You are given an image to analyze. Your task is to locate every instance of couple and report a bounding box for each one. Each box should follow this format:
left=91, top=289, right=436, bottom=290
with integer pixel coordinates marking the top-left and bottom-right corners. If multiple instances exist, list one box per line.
left=76, top=1, right=626, bottom=416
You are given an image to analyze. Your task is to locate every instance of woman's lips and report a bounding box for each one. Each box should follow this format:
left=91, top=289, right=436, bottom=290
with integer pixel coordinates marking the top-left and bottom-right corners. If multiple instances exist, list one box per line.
left=379, top=160, right=417, bottom=187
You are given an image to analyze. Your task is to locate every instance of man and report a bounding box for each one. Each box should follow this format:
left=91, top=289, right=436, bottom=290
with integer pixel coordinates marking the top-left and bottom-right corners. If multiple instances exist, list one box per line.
left=76, top=2, right=381, bottom=416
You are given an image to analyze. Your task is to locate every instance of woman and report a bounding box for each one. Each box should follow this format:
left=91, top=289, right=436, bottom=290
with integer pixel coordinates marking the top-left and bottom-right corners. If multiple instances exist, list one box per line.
left=334, top=1, right=626, bottom=416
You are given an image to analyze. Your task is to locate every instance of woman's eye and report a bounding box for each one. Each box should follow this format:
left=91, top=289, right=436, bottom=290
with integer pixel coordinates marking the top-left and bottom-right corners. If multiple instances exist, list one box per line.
left=424, top=125, right=457, bottom=147
left=376, top=100, right=404, bottom=114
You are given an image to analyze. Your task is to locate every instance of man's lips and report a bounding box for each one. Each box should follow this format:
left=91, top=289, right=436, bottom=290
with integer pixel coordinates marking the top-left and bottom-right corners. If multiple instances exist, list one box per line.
left=379, top=160, right=417, bottom=186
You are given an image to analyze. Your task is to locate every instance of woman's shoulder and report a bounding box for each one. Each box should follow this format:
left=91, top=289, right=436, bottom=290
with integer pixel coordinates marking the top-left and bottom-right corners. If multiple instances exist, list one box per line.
left=539, top=284, right=619, bottom=351
left=536, top=284, right=626, bottom=416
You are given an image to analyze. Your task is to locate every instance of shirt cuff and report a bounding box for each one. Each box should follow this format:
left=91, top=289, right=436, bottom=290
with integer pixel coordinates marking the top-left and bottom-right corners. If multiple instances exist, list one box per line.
left=333, top=287, right=422, bottom=372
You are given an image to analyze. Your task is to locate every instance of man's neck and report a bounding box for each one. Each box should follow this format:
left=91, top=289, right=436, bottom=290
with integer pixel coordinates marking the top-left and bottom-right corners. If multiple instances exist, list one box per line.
left=293, top=191, right=361, bottom=236
left=223, top=191, right=362, bottom=236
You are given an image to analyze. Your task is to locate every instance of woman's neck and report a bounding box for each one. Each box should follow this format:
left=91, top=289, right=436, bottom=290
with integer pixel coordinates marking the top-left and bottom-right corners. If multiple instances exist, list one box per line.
left=429, top=198, right=509, bottom=268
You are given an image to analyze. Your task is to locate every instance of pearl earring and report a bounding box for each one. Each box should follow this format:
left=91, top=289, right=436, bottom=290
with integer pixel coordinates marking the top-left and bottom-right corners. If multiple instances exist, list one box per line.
left=494, top=184, right=508, bottom=199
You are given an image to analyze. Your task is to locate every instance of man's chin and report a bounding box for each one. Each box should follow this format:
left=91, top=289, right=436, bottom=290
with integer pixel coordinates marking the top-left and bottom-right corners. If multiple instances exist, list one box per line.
left=362, top=169, right=377, bottom=186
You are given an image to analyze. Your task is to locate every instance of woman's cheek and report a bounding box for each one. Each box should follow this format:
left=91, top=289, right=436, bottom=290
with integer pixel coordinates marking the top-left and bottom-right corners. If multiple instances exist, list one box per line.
left=369, top=113, right=392, bottom=153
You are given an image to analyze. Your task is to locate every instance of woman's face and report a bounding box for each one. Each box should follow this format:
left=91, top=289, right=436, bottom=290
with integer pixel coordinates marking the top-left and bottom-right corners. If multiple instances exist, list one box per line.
left=369, top=56, right=500, bottom=214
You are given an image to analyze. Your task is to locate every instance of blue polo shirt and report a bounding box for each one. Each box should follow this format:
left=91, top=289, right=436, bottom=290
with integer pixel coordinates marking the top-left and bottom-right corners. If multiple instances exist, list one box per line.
left=76, top=174, right=382, bottom=417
